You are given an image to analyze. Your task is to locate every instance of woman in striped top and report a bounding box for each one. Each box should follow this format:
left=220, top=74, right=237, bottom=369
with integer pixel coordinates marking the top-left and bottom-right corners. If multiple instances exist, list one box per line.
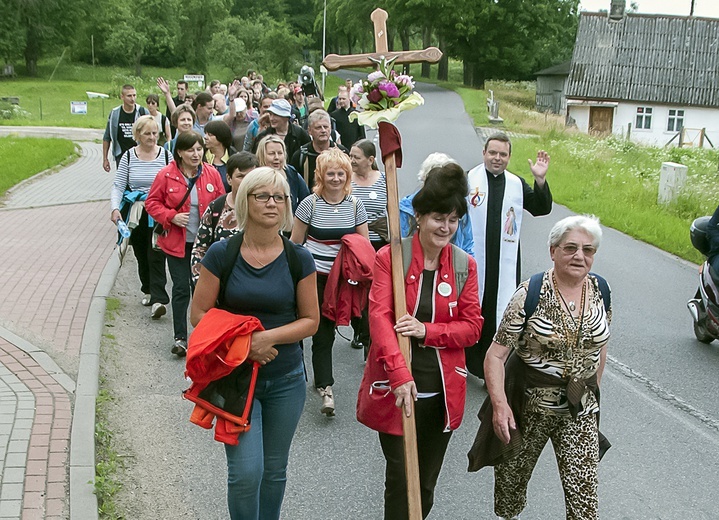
left=110, top=115, right=171, bottom=316
left=350, top=139, right=387, bottom=354
left=291, top=148, right=369, bottom=416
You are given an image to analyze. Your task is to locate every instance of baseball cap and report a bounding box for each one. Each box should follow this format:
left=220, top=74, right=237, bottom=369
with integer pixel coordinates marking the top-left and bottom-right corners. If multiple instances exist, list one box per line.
left=267, top=99, right=292, bottom=118
left=234, top=98, right=247, bottom=112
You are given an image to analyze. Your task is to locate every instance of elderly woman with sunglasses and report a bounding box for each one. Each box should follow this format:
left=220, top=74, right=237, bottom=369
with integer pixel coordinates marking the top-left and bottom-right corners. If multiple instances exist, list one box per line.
left=191, top=167, right=319, bottom=520
left=469, top=215, right=611, bottom=520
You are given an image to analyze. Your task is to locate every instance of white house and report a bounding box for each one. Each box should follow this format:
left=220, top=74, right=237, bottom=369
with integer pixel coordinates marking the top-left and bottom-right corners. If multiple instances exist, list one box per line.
left=565, top=11, right=719, bottom=148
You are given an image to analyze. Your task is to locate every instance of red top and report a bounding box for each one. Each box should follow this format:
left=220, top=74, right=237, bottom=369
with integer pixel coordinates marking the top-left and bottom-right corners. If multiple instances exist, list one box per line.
left=321, top=234, right=376, bottom=326
left=356, top=234, right=483, bottom=435
left=145, top=161, right=224, bottom=258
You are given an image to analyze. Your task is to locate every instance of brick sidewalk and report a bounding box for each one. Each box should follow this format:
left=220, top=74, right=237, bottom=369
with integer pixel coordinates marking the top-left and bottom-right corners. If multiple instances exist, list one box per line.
left=0, top=138, right=115, bottom=520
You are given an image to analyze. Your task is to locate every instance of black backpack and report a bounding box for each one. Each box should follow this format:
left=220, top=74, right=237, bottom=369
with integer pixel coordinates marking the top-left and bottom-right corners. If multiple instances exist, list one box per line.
left=523, top=271, right=611, bottom=323
left=218, top=232, right=304, bottom=308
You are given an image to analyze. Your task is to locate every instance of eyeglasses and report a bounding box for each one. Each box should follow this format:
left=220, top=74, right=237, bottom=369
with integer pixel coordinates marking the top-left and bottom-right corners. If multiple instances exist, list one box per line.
left=250, top=193, right=288, bottom=203
left=557, top=243, right=597, bottom=256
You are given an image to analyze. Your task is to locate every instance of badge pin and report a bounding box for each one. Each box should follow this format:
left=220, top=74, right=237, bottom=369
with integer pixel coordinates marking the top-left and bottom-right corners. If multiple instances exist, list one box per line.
left=437, top=282, right=452, bottom=297
left=369, top=190, right=378, bottom=200
left=207, top=184, right=215, bottom=193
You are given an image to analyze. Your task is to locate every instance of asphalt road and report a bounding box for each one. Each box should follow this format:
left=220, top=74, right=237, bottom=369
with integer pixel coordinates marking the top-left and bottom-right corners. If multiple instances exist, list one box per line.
left=103, top=76, right=719, bottom=519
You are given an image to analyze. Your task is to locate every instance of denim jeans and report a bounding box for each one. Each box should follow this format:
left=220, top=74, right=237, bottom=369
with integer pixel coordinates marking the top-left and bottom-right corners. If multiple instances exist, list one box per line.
left=225, top=364, right=306, bottom=520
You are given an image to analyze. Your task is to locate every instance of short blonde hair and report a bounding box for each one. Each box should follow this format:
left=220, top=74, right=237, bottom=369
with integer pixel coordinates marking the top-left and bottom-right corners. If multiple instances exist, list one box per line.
left=235, top=166, right=293, bottom=233
left=313, top=147, right=353, bottom=196
left=256, top=135, right=287, bottom=168
left=132, top=115, right=159, bottom=141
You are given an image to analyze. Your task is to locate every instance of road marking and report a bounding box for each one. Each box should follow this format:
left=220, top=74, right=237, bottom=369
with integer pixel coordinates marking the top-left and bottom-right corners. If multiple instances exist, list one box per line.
left=607, top=354, right=719, bottom=442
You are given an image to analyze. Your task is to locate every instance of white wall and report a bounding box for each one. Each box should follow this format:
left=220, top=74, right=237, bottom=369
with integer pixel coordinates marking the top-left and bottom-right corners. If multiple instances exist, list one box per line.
left=567, top=101, right=719, bottom=148
left=567, top=105, right=590, bottom=132
left=613, top=103, right=719, bottom=148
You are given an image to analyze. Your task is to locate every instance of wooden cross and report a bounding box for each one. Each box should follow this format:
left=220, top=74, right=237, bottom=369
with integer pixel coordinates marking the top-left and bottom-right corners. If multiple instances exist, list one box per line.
left=323, top=10, right=442, bottom=71
left=323, top=9, right=442, bottom=520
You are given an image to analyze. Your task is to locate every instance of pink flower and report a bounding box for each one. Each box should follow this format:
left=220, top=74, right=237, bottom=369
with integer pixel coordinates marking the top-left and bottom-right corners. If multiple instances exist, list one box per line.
left=367, top=71, right=385, bottom=82
left=367, top=88, right=383, bottom=103
left=378, top=80, right=400, bottom=98
left=395, top=75, right=414, bottom=88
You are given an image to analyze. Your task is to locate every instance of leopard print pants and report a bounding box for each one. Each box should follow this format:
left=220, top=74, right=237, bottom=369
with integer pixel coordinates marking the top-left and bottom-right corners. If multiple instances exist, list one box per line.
left=494, top=410, right=599, bottom=519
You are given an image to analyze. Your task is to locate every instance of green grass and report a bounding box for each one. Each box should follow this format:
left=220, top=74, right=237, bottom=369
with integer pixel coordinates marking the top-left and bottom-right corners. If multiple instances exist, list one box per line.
left=95, top=387, right=124, bottom=520
left=509, top=132, right=719, bottom=264
left=0, top=136, right=78, bottom=197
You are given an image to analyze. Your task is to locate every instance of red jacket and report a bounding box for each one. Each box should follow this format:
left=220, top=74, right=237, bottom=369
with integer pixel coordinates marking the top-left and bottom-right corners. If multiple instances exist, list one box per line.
left=356, top=234, right=483, bottom=435
left=321, top=234, right=376, bottom=325
left=183, top=309, right=264, bottom=445
left=145, top=161, right=224, bottom=258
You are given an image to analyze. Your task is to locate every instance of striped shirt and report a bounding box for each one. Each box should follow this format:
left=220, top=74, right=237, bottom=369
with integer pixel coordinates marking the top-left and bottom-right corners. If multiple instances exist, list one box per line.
left=111, top=147, right=171, bottom=210
left=351, top=173, right=387, bottom=242
left=295, top=194, right=368, bottom=274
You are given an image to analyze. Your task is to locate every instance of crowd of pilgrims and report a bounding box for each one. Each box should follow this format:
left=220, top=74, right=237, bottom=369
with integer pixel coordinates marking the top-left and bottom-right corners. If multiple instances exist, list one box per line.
left=107, top=68, right=611, bottom=520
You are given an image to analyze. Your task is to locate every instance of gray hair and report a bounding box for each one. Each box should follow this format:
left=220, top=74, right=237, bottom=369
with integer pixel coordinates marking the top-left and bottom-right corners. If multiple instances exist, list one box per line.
left=235, top=167, right=294, bottom=233
left=548, top=215, right=602, bottom=249
left=418, top=152, right=455, bottom=182
left=307, top=109, right=331, bottom=128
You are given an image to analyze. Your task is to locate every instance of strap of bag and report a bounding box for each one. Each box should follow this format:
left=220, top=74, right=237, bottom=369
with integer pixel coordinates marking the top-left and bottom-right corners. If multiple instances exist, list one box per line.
left=209, top=193, right=229, bottom=232
left=218, top=232, right=303, bottom=308
left=523, top=271, right=610, bottom=325
left=400, top=237, right=469, bottom=296
left=174, top=167, right=201, bottom=211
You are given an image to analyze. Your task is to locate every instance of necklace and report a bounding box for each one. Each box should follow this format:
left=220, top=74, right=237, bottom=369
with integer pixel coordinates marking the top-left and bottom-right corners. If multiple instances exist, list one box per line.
left=243, top=238, right=280, bottom=268
left=552, top=271, right=588, bottom=378
left=552, top=272, right=585, bottom=320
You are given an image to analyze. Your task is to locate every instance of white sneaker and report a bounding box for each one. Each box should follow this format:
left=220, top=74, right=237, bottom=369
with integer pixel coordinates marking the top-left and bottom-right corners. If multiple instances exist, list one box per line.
left=317, top=386, right=335, bottom=416
left=151, top=303, right=166, bottom=320
left=141, top=294, right=152, bottom=306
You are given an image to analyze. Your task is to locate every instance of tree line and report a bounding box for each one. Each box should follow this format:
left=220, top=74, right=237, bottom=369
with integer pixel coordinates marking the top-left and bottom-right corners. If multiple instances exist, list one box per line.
left=1, top=0, right=579, bottom=87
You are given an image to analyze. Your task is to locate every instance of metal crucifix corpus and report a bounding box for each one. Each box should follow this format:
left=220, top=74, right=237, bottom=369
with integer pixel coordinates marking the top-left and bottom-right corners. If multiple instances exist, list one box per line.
left=322, top=9, right=442, bottom=520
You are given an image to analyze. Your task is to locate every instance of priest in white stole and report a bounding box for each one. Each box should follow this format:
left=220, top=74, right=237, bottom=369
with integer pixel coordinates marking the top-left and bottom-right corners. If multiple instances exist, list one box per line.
left=465, top=132, right=552, bottom=378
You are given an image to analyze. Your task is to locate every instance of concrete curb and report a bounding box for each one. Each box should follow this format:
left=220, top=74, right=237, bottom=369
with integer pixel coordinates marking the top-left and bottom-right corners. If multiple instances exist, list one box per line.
left=69, top=251, right=121, bottom=520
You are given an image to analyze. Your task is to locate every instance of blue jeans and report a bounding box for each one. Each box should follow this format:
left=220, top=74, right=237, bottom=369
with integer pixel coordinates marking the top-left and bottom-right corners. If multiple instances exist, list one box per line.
left=225, top=365, right=306, bottom=520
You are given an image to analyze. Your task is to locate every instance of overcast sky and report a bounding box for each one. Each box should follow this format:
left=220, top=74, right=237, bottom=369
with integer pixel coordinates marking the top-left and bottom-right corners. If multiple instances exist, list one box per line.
left=579, top=0, right=719, bottom=18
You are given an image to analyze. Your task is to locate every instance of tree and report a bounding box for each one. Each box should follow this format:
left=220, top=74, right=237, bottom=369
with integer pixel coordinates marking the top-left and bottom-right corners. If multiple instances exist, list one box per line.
left=17, top=0, right=74, bottom=76
left=0, top=0, right=23, bottom=65
left=103, top=0, right=180, bottom=76
left=180, top=0, right=232, bottom=77
left=211, top=14, right=311, bottom=78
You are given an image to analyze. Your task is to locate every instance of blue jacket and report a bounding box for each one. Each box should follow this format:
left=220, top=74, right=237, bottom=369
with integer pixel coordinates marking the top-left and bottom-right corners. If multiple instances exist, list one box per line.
left=399, top=190, right=475, bottom=257
left=103, top=105, right=148, bottom=159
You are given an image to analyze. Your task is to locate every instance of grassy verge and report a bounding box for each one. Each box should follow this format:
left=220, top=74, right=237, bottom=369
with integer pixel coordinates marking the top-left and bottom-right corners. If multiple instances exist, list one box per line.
left=0, top=136, right=78, bottom=197
left=95, top=297, right=124, bottom=520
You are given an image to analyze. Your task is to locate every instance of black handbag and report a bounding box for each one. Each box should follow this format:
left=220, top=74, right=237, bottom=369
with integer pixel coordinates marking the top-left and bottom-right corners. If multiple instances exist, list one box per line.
left=152, top=176, right=197, bottom=251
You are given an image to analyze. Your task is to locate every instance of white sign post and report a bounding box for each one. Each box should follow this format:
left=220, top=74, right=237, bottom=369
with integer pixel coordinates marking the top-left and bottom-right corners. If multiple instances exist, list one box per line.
left=70, top=101, right=88, bottom=115
left=658, top=162, right=688, bottom=205
left=183, top=74, right=205, bottom=89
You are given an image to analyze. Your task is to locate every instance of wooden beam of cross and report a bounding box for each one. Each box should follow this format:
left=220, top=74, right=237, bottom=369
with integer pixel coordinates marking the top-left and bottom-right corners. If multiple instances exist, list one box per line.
left=323, top=10, right=442, bottom=71
left=322, top=9, right=442, bottom=520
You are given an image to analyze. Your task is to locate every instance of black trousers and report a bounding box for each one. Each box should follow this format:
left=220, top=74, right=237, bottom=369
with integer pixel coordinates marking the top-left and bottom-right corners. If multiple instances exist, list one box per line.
left=311, top=273, right=336, bottom=388
left=165, top=242, right=193, bottom=340
left=378, top=394, right=452, bottom=520
left=129, top=210, right=169, bottom=305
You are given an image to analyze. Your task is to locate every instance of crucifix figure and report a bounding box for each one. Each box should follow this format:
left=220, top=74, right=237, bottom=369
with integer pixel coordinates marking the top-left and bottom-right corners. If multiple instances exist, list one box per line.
left=323, top=9, right=442, bottom=520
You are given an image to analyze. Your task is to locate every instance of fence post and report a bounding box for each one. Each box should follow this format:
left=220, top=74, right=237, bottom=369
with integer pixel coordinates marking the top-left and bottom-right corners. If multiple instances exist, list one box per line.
left=627, top=122, right=632, bottom=141
left=700, top=128, right=706, bottom=148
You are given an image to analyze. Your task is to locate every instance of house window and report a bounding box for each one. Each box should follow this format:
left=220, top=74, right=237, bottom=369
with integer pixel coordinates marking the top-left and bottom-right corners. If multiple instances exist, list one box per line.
left=667, top=109, right=684, bottom=132
left=636, top=107, right=652, bottom=129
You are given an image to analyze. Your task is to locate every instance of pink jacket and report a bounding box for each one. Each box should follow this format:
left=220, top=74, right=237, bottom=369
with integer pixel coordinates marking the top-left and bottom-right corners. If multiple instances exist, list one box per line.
left=145, top=161, right=224, bottom=258
left=356, top=235, right=483, bottom=435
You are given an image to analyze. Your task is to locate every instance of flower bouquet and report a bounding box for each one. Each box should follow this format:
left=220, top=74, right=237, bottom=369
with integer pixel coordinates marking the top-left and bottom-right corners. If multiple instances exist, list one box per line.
left=349, top=57, right=424, bottom=129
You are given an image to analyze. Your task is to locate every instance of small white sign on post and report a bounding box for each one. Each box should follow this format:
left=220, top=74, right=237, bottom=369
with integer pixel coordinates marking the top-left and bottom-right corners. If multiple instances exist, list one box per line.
left=658, top=161, right=688, bottom=205
left=184, top=74, right=205, bottom=88
left=70, top=101, right=88, bottom=115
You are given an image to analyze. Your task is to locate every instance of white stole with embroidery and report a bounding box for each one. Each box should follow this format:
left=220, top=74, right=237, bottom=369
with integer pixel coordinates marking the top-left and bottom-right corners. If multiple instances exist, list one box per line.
left=467, top=164, right=524, bottom=325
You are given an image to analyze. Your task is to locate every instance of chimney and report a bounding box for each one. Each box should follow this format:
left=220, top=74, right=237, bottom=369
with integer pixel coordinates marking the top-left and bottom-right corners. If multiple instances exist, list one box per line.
left=609, top=0, right=626, bottom=20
